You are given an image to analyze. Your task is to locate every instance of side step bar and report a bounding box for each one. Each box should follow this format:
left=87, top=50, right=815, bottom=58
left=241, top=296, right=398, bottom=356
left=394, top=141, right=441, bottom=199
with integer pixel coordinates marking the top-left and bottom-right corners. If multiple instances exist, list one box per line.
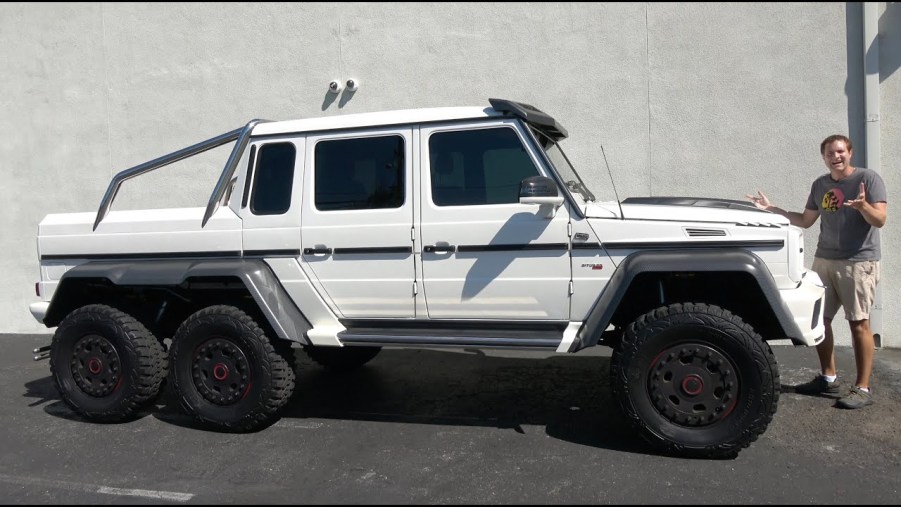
left=337, top=327, right=564, bottom=349
left=340, top=334, right=561, bottom=348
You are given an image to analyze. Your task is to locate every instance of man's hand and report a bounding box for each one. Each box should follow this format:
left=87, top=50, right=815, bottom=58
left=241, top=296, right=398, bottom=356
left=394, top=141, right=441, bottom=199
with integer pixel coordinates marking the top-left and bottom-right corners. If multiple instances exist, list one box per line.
left=745, top=190, right=772, bottom=210
left=844, top=182, right=886, bottom=227
left=844, top=182, right=867, bottom=210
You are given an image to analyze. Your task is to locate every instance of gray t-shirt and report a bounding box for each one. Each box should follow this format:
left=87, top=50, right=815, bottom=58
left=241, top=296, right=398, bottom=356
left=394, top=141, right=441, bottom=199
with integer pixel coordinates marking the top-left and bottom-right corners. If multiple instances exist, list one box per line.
left=804, top=167, right=887, bottom=261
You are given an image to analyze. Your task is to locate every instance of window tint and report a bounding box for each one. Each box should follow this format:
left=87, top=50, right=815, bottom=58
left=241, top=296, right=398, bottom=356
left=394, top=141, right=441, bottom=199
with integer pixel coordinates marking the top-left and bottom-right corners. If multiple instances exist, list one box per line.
left=429, top=127, right=539, bottom=206
left=314, top=136, right=405, bottom=211
left=250, top=142, right=296, bottom=215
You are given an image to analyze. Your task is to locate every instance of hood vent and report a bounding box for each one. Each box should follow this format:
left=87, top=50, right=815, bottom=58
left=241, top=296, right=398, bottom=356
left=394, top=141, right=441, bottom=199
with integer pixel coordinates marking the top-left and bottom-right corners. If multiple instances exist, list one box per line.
left=736, top=222, right=781, bottom=228
left=684, top=228, right=727, bottom=237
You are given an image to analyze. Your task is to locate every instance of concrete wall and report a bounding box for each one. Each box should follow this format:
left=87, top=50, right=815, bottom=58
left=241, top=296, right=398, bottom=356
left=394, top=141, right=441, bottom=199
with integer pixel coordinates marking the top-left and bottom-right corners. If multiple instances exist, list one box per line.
left=2, top=2, right=898, bottom=347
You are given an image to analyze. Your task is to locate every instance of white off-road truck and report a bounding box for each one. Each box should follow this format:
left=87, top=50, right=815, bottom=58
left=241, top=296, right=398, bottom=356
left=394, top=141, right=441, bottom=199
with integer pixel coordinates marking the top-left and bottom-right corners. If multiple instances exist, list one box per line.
left=29, top=99, right=825, bottom=458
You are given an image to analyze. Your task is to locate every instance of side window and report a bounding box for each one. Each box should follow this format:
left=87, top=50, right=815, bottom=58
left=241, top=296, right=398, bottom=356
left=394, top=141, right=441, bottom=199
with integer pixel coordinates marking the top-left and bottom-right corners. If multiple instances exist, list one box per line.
left=250, top=142, right=296, bottom=215
left=314, top=135, right=405, bottom=211
left=429, top=127, right=539, bottom=206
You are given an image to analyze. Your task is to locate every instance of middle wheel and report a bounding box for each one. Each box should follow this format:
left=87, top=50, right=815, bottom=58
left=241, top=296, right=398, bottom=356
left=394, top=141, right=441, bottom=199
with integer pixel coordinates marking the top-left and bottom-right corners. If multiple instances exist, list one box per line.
left=168, top=305, right=296, bottom=432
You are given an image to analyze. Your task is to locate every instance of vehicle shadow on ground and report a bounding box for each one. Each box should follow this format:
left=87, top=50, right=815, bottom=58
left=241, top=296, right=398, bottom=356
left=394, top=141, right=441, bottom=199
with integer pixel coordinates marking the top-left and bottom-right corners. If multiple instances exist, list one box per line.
left=23, top=348, right=653, bottom=456
left=282, top=348, right=649, bottom=455
left=23, top=375, right=90, bottom=422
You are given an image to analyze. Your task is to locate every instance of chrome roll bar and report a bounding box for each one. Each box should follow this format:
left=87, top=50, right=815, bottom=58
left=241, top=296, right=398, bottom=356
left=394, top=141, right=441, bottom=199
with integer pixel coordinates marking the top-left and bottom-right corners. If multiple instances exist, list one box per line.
left=92, top=119, right=270, bottom=231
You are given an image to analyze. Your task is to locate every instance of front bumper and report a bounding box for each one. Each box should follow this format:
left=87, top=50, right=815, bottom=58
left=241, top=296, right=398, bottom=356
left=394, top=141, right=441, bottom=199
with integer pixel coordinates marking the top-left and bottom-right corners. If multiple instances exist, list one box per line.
left=780, top=269, right=826, bottom=346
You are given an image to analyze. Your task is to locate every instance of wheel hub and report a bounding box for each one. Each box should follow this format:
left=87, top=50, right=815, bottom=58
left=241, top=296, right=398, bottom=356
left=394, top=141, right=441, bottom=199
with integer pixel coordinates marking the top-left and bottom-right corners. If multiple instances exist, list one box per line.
left=680, top=374, right=704, bottom=396
left=192, top=338, right=251, bottom=405
left=647, top=344, right=738, bottom=427
left=71, top=334, right=121, bottom=397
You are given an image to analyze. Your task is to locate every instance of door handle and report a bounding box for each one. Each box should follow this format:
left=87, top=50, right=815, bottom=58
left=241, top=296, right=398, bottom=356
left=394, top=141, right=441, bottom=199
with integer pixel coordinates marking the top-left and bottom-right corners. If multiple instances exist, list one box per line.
left=303, top=247, right=333, bottom=255
left=424, top=245, right=456, bottom=253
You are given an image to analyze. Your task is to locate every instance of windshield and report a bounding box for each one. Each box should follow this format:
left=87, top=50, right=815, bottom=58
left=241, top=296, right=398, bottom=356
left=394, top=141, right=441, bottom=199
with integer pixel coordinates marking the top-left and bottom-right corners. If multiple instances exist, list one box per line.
left=529, top=127, right=620, bottom=207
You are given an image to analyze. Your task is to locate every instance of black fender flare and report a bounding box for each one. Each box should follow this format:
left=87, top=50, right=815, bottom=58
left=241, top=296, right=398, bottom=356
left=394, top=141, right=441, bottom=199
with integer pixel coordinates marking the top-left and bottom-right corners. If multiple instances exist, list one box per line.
left=44, top=259, right=311, bottom=344
left=574, top=248, right=805, bottom=351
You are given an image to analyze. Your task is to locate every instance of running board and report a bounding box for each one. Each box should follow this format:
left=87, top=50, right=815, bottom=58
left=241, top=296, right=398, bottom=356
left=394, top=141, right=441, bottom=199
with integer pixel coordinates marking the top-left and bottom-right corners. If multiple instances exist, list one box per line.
left=337, top=324, right=566, bottom=349
left=338, top=333, right=561, bottom=349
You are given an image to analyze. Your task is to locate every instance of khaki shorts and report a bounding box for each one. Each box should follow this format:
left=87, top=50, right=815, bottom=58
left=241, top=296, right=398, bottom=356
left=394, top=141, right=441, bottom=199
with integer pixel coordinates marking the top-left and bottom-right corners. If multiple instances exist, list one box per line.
left=811, top=257, right=880, bottom=321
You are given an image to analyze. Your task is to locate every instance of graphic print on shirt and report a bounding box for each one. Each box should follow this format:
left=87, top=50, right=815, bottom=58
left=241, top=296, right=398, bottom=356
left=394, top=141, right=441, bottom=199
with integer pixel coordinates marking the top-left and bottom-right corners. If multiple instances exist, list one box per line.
left=822, top=188, right=844, bottom=212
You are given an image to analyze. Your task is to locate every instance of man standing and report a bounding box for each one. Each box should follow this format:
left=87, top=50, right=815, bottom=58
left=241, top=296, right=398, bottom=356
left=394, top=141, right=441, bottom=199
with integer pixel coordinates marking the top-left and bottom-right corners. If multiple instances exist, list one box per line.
left=746, top=134, right=887, bottom=409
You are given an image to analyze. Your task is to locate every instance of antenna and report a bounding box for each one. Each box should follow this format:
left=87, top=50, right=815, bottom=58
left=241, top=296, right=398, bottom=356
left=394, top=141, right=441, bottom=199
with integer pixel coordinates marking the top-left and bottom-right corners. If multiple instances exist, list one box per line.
left=600, top=145, right=624, bottom=219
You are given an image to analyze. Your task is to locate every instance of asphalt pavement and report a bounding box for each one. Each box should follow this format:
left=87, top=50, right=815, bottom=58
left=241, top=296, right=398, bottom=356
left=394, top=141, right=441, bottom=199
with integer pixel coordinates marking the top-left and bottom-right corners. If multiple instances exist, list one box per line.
left=1, top=333, right=900, bottom=504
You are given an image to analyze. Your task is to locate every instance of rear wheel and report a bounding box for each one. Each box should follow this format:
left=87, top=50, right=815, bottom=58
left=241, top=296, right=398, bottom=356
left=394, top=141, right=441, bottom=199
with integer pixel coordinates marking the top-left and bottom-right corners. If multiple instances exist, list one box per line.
left=168, top=305, right=295, bottom=432
left=301, top=345, right=381, bottom=372
left=50, top=304, right=167, bottom=422
left=610, top=303, right=779, bottom=459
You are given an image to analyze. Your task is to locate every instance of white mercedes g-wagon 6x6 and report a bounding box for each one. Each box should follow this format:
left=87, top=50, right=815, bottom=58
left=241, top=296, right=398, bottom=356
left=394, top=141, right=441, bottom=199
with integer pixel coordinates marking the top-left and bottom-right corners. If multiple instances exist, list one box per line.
left=30, top=98, right=825, bottom=458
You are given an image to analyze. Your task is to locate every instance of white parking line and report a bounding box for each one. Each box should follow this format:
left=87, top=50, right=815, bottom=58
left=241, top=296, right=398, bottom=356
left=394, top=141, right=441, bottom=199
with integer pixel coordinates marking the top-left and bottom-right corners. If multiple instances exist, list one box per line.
left=273, top=420, right=324, bottom=429
left=0, top=473, right=193, bottom=502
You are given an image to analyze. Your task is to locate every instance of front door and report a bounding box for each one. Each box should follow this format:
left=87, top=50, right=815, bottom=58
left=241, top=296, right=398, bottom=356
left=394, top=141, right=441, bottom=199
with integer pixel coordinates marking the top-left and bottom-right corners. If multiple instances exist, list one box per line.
left=419, top=121, right=572, bottom=320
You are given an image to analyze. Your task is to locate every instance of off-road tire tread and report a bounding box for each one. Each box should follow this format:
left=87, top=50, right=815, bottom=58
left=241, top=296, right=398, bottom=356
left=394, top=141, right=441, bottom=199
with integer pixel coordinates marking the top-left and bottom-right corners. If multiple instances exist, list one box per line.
left=169, top=305, right=295, bottom=432
left=50, top=304, right=167, bottom=422
left=610, top=302, right=779, bottom=459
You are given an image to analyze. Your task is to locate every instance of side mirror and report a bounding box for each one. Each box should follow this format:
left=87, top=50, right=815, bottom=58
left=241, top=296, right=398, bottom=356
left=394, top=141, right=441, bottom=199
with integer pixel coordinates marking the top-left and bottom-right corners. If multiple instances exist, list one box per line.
left=519, top=176, right=564, bottom=218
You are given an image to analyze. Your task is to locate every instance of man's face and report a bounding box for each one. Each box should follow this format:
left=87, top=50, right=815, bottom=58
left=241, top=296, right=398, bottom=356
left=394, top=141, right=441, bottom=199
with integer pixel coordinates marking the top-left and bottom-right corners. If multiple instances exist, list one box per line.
left=822, top=141, right=852, bottom=173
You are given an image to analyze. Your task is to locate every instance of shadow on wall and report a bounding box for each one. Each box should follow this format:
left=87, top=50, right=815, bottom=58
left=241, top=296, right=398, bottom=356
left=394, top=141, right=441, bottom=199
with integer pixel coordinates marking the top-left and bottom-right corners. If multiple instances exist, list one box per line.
left=321, top=87, right=358, bottom=111
left=844, top=2, right=865, bottom=166
left=842, top=2, right=898, bottom=168
left=879, top=2, right=901, bottom=83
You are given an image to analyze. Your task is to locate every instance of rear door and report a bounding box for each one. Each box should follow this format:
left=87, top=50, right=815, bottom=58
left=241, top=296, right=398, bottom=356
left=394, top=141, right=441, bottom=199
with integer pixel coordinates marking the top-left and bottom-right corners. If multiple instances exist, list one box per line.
left=300, top=128, right=416, bottom=318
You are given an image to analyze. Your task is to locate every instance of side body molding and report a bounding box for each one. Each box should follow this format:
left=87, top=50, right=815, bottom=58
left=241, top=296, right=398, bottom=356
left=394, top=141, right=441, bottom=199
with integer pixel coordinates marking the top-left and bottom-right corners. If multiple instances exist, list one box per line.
left=45, top=259, right=311, bottom=344
left=574, top=248, right=805, bottom=351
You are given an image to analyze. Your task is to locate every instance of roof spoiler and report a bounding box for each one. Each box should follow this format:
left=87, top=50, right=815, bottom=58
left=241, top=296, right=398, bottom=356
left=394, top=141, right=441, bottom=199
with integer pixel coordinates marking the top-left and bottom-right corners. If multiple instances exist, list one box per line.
left=488, top=98, right=568, bottom=141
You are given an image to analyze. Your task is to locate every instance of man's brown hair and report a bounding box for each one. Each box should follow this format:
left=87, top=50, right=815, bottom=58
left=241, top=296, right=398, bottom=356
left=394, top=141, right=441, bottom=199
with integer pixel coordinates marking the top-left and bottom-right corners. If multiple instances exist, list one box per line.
left=821, top=134, right=853, bottom=155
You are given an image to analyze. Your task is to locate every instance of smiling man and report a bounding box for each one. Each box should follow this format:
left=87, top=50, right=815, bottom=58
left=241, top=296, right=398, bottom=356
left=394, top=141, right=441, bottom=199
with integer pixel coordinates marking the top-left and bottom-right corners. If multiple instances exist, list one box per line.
left=746, top=134, right=887, bottom=409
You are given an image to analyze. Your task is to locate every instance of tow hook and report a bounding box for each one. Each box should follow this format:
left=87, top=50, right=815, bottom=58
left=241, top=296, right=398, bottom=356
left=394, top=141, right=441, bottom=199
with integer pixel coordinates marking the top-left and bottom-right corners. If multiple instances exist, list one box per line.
left=33, top=345, right=50, bottom=361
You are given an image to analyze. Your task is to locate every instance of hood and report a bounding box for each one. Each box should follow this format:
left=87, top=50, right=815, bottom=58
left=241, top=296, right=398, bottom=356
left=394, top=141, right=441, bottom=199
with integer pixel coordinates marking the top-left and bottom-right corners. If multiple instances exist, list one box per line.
left=583, top=196, right=790, bottom=226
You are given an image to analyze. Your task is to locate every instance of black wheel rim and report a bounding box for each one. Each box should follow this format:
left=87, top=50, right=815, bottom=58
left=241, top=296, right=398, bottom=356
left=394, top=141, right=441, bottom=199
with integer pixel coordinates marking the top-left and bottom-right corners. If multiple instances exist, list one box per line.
left=192, top=338, right=251, bottom=406
left=646, top=343, right=739, bottom=427
left=71, top=334, right=122, bottom=397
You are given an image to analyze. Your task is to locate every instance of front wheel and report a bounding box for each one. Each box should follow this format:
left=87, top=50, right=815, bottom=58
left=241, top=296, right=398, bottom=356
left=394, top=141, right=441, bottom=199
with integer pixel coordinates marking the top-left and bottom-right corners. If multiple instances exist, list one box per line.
left=610, top=303, right=779, bottom=459
left=168, top=305, right=296, bottom=432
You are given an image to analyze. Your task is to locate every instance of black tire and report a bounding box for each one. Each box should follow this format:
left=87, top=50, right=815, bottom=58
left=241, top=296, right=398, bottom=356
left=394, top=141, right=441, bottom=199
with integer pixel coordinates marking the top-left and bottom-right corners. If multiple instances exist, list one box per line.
left=301, top=345, right=381, bottom=372
left=168, top=305, right=295, bottom=432
left=49, top=304, right=167, bottom=423
left=610, top=303, right=779, bottom=459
